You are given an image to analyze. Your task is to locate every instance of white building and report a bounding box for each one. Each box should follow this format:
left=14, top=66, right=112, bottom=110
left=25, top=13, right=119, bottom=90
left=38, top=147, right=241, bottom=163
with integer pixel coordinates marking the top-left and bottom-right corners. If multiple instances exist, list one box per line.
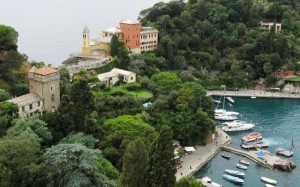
left=140, top=27, right=159, bottom=52
left=97, top=68, right=136, bottom=86
left=260, top=21, right=282, bottom=33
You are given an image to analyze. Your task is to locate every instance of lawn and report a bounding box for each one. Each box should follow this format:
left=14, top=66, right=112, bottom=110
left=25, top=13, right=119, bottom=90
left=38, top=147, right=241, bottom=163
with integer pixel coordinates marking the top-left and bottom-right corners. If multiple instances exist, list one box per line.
left=102, top=86, right=153, bottom=100
left=284, top=77, right=300, bottom=82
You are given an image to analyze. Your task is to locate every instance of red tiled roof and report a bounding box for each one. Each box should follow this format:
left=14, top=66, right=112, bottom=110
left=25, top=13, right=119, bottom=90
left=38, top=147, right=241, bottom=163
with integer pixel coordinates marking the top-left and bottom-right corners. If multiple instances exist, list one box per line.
left=34, top=67, right=58, bottom=75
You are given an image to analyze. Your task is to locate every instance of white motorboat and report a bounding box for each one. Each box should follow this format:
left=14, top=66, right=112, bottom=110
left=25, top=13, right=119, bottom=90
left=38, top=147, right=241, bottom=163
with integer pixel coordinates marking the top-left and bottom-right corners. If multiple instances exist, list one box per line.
left=200, top=176, right=222, bottom=187
left=236, top=163, right=247, bottom=170
left=261, top=177, right=277, bottom=185
left=222, top=174, right=244, bottom=185
left=221, top=120, right=255, bottom=132
left=265, top=184, right=276, bottom=187
left=226, top=97, right=234, bottom=104
left=224, top=169, right=245, bottom=178
left=214, top=114, right=238, bottom=121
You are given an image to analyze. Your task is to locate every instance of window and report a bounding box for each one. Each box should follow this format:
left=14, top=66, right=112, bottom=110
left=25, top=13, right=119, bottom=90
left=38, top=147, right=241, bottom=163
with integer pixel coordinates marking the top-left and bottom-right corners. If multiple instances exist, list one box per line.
left=50, top=85, right=55, bottom=91
left=131, top=77, right=133, bottom=80
left=51, top=94, right=55, bottom=103
left=29, top=104, right=33, bottom=110
left=22, top=106, right=25, bottom=112
left=52, top=107, right=55, bottom=112
left=38, top=101, right=40, bottom=107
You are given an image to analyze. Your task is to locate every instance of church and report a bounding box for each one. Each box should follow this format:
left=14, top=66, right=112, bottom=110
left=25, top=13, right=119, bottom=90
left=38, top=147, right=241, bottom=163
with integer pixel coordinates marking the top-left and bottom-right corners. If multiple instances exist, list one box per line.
left=7, top=66, right=60, bottom=117
left=81, top=20, right=159, bottom=57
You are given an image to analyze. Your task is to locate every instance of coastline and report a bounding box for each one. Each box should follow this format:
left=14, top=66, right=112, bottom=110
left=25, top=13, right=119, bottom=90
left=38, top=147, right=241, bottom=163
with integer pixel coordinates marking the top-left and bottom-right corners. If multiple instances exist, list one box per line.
left=176, top=127, right=232, bottom=181
left=207, top=89, right=300, bottom=99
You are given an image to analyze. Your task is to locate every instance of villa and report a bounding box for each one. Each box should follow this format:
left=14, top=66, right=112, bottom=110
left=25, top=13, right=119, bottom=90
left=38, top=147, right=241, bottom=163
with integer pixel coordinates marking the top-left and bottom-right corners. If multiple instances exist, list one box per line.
left=97, top=68, right=136, bottom=87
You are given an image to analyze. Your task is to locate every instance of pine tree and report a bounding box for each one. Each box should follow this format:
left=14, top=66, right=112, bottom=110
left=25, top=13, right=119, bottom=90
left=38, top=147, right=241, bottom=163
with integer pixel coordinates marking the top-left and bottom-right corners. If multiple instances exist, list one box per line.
left=147, top=126, right=176, bottom=187
left=119, top=138, right=148, bottom=187
left=110, top=35, right=120, bottom=57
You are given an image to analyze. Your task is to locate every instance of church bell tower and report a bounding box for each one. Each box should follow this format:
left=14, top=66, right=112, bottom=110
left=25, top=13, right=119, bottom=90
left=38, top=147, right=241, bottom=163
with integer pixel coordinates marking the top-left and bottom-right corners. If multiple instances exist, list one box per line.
left=82, top=25, right=90, bottom=55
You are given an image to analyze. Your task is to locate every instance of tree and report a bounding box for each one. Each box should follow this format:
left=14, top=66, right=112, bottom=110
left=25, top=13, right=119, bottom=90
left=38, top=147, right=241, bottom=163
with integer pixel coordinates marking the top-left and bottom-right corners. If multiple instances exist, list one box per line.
left=263, top=62, right=273, bottom=75
left=95, top=158, right=120, bottom=180
left=119, top=138, right=148, bottom=187
left=11, top=81, right=29, bottom=96
left=8, top=116, right=52, bottom=144
left=59, top=132, right=96, bottom=148
left=0, top=24, right=18, bottom=51
left=176, top=177, right=204, bottom=187
left=151, top=72, right=182, bottom=94
left=44, top=143, right=114, bottom=187
left=0, top=88, right=11, bottom=101
left=100, top=115, right=157, bottom=168
left=147, top=126, right=176, bottom=187
left=0, top=132, right=46, bottom=187
left=111, top=35, right=120, bottom=57
left=69, top=79, right=95, bottom=132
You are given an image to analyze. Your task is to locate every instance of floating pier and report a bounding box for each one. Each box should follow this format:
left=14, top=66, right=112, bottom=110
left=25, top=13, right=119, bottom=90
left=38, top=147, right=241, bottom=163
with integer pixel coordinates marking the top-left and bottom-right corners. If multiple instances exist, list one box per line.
left=276, top=148, right=293, bottom=157
left=241, top=143, right=269, bottom=149
left=221, top=146, right=296, bottom=171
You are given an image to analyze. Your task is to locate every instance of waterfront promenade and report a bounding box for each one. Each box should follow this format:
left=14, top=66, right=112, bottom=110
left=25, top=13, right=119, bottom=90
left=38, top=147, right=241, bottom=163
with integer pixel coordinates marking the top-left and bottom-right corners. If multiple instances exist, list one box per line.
left=207, top=89, right=300, bottom=99
left=175, top=127, right=232, bottom=181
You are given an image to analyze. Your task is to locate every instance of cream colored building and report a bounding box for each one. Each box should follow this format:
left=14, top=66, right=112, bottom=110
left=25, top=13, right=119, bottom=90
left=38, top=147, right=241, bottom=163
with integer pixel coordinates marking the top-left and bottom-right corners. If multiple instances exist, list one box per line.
left=102, top=27, right=122, bottom=39
left=260, top=21, right=282, bottom=33
left=7, top=66, right=60, bottom=117
left=97, top=68, right=136, bottom=87
left=140, top=27, right=159, bottom=52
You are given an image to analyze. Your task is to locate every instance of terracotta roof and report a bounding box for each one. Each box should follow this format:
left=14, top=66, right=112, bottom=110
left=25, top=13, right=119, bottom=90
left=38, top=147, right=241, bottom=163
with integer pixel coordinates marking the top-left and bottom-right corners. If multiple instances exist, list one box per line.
left=34, top=67, right=58, bottom=75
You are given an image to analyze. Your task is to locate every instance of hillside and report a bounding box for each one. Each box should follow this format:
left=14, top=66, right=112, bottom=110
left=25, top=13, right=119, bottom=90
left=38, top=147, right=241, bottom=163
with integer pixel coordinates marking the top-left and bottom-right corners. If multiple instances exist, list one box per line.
left=138, top=0, right=300, bottom=88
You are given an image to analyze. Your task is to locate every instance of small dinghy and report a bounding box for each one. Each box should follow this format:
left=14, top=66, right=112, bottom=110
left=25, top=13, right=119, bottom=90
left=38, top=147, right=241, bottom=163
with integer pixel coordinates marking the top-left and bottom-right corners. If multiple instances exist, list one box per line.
left=221, top=154, right=231, bottom=159
left=261, top=177, right=277, bottom=185
left=236, top=163, right=247, bottom=170
left=226, top=97, right=235, bottom=104
left=239, top=159, right=250, bottom=166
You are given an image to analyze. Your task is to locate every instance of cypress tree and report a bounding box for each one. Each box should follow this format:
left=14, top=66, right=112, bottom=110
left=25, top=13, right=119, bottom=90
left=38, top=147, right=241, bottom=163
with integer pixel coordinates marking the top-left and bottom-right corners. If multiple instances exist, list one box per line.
left=147, top=126, right=176, bottom=187
left=110, top=35, right=120, bottom=57
left=119, top=138, right=148, bottom=187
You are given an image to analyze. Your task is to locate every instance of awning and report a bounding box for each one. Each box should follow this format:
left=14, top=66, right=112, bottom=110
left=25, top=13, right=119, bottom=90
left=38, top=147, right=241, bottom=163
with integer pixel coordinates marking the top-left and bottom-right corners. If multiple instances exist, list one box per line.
left=184, top=146, right=195, bottom=152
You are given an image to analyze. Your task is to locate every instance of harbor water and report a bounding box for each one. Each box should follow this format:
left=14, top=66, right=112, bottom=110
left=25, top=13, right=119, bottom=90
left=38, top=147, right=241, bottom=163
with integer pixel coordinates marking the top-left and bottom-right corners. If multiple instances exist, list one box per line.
left=195, top=97, right=300, bottom=187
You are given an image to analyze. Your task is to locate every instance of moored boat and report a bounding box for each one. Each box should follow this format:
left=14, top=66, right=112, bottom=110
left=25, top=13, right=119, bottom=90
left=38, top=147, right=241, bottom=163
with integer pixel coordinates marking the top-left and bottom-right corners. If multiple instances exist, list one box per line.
left=222, top=120, right=255, bottom=132
left=265, top=184, right=276, bottom=187
left=239, top=160, right=250, bottom=166
left=221, top=154, right=231, bottom=159
left=236, top=163, right=247, bottom=170
left=261, top=177, right=277, bottom=185
left=200, top=176, right=222, bottom=187
left=242, top=132, right=262, bottom=143
left=226, top=97, right=235, bottom=104
left=214, top=114, right=238, bottom=121
left=224, top=169, right=245, bottom=178
left=222, top=174, right=244, bottom=185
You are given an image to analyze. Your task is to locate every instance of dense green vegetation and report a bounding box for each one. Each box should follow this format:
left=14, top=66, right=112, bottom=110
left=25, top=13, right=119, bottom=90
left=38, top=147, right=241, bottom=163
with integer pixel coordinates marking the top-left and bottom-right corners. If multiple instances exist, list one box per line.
left=138, top=0, right=300, bottom=89
left=2, top=0, right=300, bottom=186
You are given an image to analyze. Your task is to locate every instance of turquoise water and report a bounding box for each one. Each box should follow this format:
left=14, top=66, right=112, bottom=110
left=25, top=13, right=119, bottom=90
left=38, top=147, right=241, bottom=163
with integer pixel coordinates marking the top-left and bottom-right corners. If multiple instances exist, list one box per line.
left=195, top=97, right=300, bottom=187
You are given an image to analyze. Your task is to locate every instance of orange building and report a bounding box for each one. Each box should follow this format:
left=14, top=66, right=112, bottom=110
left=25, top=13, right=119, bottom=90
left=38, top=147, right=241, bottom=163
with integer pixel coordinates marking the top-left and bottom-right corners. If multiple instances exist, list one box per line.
left=119, top=20, right=142, bottom=53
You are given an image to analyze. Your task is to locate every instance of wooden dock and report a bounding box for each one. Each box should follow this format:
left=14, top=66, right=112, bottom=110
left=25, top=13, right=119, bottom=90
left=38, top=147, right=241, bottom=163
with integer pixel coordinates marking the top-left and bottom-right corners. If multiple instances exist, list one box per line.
left=221, top=146, right=295, bottom=171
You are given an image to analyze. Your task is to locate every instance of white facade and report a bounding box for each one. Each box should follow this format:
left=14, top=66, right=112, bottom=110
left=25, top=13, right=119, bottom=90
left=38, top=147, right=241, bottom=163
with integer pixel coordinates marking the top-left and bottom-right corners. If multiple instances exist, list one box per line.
left=97, top=68, right=136, bottom=86
left=260, top=21, right=282, bottom=33
left=7, top=93, right=43, bottom=117
left=140, top=27, right=159, bottom=52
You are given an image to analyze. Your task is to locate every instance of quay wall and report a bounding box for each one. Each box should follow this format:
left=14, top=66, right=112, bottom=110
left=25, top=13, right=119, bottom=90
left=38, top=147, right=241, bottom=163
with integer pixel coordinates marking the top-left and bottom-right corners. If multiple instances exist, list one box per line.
left=207, top=90, right=300, bottom=99
left=221, top=146, right=274, bottom=169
